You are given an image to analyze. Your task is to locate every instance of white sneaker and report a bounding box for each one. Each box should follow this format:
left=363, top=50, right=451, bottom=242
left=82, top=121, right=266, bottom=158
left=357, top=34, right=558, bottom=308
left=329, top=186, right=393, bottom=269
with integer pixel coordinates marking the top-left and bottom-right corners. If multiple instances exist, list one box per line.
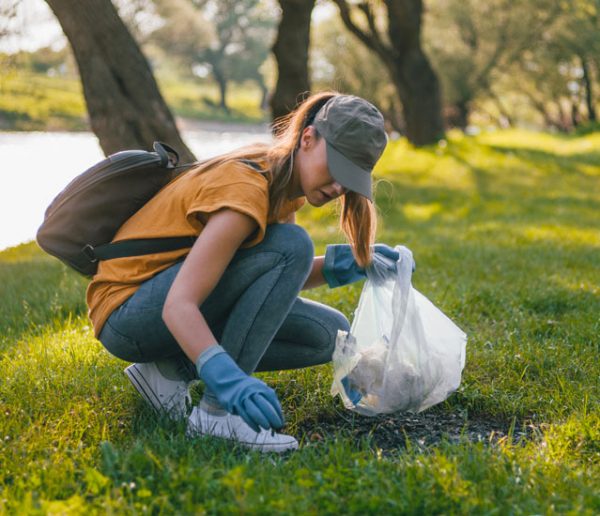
left=124, top=362, right=191, bottom=420
left=187, top=406, right=299, bottom=453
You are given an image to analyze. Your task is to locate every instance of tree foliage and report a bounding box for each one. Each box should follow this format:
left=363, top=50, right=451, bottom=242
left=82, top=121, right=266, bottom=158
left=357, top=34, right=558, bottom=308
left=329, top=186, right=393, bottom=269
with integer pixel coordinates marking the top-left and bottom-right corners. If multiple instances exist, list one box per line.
left=311, top=14, right=401, bottom=131
left=152, top=0, right=276, bottom=112
left=421, top=0, right=600, bottom=130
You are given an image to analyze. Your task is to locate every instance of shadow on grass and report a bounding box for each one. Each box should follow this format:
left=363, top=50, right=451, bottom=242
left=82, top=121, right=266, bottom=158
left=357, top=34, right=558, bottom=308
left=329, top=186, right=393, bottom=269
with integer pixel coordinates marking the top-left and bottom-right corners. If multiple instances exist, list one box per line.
left=486, top=145, right=600, bottom=172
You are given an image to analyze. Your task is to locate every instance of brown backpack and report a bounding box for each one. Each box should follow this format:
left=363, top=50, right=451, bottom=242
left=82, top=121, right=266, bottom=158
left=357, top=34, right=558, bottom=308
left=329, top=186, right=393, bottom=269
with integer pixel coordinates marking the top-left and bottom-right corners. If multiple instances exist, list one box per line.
left=36, top=142, right=199, bottom=276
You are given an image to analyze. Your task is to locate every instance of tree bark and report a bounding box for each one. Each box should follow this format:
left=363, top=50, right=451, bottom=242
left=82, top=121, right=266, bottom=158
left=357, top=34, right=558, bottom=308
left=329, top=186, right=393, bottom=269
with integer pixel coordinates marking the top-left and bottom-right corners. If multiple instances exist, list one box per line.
left=580, top=54, right=597, bottom=122
left=256, top=77, right=270, bottom=111
left=334, top=0, right=444, bottom=146
left=445, top=101, right=469, bottom=130
left=270, top=0, right=315, bottom=124
left=212, top=65, right=230, bottom=113
left=46, top=0, right=195, bottom=161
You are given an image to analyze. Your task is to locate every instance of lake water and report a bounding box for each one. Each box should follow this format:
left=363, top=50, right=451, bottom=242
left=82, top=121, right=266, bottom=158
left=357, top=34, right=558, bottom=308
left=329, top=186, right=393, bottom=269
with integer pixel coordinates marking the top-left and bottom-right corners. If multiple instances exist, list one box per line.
left=0, top=126, right=272, bottom=251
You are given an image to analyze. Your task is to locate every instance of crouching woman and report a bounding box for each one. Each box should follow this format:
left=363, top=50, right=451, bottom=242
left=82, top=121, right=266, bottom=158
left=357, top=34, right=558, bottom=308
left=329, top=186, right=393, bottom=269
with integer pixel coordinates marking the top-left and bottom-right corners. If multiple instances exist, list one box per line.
left=87, top=91, right=398, bottom=452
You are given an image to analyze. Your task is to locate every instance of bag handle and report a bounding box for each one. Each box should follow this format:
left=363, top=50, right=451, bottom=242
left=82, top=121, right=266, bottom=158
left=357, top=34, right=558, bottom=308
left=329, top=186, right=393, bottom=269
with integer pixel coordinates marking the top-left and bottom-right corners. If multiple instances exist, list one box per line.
left=153, top=141, right=180, bottom=168
left=389, top=246, right=414, bottom=339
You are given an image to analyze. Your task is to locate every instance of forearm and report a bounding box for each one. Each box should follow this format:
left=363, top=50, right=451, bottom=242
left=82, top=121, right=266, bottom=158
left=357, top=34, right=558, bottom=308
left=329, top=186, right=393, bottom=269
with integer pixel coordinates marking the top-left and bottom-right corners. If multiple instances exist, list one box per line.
left=302, top=256, right=327, bottom=290
left=162, top=302, right=218, bottom=363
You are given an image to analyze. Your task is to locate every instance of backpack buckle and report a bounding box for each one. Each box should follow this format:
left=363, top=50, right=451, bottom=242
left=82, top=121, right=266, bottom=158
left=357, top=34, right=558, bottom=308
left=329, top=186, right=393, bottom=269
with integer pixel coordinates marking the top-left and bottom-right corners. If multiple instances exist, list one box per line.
left=82, top=244, right=98, bottom=263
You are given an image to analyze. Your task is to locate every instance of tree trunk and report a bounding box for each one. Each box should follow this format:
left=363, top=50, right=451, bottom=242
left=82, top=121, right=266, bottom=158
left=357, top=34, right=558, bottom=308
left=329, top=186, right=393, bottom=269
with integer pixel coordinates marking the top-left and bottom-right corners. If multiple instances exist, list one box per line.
left=334, top=0, right=444, bottom=146
left=213, top=67, right=230, bottom=114
left=559, top=101, right=572, bottom=132
left=385, top=0, right=444, bottom=145
left=445, top=101, right=469, bottom=130
left=270, top=0, right=315, bottom=124
left=571, top=98, right=580, bottom=128
left=256, top=77, right=270, bottom=111
left=46, top=0, right=195, bottom=161
left=580, top=55, right=597, bottom=122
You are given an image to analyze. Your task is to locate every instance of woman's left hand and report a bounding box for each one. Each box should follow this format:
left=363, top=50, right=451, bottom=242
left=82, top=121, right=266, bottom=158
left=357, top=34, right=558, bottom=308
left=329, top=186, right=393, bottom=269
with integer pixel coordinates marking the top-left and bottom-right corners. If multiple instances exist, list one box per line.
left=322, top=243, right=411, bottom=288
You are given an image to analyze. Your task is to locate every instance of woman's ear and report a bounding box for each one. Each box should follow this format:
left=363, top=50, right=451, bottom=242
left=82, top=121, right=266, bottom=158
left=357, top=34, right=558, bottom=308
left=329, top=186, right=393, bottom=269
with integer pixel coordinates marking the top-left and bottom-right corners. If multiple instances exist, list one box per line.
left=300, top=126, right=316, bottom=150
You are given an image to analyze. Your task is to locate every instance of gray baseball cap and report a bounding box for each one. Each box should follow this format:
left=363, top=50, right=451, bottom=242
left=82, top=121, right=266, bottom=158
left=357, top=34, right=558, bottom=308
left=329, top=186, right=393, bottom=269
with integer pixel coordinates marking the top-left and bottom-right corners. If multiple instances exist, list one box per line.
left=313, top=95, right=387, bottom=201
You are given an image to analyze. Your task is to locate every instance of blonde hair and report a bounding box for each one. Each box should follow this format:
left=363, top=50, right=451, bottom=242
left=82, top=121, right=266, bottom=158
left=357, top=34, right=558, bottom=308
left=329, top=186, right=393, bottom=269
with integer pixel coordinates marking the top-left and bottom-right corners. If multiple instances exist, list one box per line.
left=192, top=91, right=378, bottom=267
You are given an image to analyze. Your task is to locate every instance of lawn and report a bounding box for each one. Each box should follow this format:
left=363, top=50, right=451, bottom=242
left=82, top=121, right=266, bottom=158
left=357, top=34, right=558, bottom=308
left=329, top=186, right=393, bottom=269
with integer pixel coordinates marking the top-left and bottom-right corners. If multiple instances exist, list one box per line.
left=0, top=70, right=267, bottom=131
left=0, top=130, right=598, bottom=513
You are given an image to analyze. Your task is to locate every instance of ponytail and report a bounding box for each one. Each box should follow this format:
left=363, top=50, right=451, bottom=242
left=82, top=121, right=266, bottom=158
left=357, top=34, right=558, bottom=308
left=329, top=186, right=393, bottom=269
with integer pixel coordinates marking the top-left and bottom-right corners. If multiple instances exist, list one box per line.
left=340, top=191, right=377, bottom=268
left=274, top=92, right=379, bottom=267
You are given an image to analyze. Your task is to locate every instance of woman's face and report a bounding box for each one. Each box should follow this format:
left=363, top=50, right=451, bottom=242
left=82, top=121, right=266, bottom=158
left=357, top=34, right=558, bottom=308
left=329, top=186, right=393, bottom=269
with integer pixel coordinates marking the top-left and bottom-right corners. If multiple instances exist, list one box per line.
left=293, top=126, right=348, bottom=207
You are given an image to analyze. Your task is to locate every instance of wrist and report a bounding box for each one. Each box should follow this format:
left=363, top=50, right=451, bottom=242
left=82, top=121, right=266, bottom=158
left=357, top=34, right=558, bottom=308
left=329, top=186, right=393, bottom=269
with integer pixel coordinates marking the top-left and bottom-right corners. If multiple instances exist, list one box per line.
left=195, top=344, right=226, bottom=377
left=322, top=245, right=342, bottom=288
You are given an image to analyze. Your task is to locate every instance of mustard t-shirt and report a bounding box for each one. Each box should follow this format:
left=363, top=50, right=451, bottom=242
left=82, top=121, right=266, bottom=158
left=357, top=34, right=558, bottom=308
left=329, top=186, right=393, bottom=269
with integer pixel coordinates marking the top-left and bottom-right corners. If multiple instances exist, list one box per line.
left=86, top=159, right=305, bottom=338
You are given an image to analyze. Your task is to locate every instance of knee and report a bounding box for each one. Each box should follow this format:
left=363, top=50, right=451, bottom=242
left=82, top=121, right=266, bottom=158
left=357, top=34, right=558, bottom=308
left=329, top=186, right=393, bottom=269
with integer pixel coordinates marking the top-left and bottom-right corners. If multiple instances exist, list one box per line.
left=267, top=224, right=314, bottom=273
left=335, top=310, right=351, bottom=334
left=321, top=309, right=351, bottom=361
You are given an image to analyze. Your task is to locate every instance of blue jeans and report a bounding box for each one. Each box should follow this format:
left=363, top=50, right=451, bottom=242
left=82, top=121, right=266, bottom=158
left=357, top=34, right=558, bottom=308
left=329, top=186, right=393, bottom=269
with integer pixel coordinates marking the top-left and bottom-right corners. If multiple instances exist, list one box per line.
left=98, top=224, right=350, bottom=383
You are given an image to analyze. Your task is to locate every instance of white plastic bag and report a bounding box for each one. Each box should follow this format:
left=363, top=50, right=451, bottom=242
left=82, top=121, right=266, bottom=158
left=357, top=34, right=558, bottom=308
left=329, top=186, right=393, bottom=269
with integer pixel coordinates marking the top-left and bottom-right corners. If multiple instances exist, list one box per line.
left=331, top=246, right=467, bottom=415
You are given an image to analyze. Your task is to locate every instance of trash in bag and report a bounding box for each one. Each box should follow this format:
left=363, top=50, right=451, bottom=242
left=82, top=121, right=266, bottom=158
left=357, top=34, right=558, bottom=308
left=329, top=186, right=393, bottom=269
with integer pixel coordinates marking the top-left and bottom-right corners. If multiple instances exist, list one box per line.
left=331, top=246, right=467, bottom=416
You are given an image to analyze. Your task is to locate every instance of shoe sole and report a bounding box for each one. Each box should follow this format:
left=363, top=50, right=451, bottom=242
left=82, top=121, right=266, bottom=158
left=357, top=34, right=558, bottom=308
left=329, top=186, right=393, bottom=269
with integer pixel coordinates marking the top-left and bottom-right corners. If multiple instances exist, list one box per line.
left=124, top=363, right=164, bottom=413
left=187, top=423, right=299, bottom=453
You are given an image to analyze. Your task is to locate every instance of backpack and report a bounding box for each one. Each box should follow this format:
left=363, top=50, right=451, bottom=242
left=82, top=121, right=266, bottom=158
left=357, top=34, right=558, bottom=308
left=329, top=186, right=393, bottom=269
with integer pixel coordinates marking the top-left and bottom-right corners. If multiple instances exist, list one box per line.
left=38, top=142, right=204, bottom=277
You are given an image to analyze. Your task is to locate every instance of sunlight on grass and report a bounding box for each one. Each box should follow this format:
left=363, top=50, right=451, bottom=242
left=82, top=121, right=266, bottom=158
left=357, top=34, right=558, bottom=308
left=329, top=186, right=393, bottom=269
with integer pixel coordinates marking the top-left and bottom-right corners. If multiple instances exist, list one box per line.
left=519, top=224, right=600, bottom=247
left=1, top=129, right=599, bottom=512
left=0, top=71, right=86, bottom=130
left=401, top=202, right=444, bottom=221
left=1, top=71, right=268, bottom=130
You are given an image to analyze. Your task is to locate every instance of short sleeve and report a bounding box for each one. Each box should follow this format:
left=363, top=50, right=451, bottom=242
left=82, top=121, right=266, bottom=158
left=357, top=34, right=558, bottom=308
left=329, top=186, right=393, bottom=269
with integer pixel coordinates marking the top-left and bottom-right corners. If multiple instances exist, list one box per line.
left=185, top=162, right=269, bottom=247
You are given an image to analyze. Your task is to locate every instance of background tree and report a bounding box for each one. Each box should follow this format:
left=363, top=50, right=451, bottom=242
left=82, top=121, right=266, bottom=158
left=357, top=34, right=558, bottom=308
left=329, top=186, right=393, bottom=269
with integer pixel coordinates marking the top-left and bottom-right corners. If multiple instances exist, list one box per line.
left=270, top=0, right=315, bottom=123
left=332, top=0, right=444, bottom=146
left=154, top=0, right=275, bottom=114
left=310, top=13, right=402, bottom=132
left=0, top=0, right=23, bottom=70
left=45, top=0, right=195, bottom=160
left=227, top=14, right=275, bottom=111
left=0, top=1, right=20, bottom=40
left=529, top=0, right=599, bottom=127
left=424, top=0, right=560, bottom=130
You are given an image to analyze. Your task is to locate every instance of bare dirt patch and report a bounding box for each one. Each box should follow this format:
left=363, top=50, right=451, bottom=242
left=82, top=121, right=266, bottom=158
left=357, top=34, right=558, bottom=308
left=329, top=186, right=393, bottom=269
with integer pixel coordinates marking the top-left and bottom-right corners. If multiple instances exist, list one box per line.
left=299, top=408, right=537, bottom=452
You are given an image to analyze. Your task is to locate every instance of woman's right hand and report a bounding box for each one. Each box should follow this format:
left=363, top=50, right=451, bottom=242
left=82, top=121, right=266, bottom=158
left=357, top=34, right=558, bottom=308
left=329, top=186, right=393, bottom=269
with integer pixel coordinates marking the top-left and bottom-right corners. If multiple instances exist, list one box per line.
left=197, top=345, right=284, bottom=432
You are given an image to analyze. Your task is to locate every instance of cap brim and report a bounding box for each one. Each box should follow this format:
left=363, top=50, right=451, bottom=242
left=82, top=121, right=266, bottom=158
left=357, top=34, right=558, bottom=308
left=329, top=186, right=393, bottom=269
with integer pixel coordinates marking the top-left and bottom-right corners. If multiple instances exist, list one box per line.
left=325, top=141, right=372, bottom=201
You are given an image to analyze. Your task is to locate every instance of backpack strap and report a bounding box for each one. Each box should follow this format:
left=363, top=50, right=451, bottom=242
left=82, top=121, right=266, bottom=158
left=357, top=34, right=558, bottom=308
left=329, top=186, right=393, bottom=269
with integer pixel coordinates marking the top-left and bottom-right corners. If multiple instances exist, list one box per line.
left=239, top=159, right=263, bottom=172
left=84, top=236, right=197, bottom=262
left=82, top=158, right=263, bottom=264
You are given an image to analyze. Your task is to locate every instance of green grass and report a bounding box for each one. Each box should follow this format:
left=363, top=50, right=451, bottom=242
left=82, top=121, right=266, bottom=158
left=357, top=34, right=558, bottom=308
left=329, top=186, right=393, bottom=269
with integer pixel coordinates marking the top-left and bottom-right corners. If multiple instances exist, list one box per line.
left=0, top=71, right=87, bottom=131
left=1, top=130, right=599, bottom=513
left=156, top=77, right=267, bottom=124
left=0, top=70, right=267, bottom=131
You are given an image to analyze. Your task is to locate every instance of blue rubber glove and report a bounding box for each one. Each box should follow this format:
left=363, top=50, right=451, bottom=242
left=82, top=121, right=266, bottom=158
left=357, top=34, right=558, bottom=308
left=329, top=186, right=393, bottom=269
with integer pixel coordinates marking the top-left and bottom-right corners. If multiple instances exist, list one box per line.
left=322, top=244, right=402, bottom=288
left=341, top=376, right=362, bottom=405
left=196, top=345, right=284, bottom=432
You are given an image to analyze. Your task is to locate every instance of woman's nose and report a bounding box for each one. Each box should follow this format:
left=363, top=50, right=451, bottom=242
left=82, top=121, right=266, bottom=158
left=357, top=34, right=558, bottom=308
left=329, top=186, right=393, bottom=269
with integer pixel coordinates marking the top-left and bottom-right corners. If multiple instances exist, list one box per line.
left=331, top=182, right=347, bottom=196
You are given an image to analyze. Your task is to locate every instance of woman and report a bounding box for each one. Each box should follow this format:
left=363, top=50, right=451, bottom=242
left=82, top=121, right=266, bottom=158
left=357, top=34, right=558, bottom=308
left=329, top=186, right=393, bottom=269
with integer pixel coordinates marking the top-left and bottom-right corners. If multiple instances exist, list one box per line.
left=87, top=92, right=399, bottom=453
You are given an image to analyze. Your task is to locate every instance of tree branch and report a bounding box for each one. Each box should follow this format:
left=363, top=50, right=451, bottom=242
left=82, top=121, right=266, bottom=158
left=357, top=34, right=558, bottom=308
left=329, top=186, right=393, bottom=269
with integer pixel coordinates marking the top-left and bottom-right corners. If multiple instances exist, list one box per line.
left=332, top=0, right=389, bottom=62
left=356, top=1, right=387, bottom=55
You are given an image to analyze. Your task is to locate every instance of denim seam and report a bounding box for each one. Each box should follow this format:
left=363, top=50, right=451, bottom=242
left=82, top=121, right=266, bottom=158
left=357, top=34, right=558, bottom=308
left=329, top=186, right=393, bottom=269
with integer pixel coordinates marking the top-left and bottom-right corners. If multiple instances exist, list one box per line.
left=105, top=318, right=137, bottom=343
left=227, top=253, right=291, bottom=367
left=283, top=311, right=337, bottom=346
left=104, top=319, right=145, bottom=359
